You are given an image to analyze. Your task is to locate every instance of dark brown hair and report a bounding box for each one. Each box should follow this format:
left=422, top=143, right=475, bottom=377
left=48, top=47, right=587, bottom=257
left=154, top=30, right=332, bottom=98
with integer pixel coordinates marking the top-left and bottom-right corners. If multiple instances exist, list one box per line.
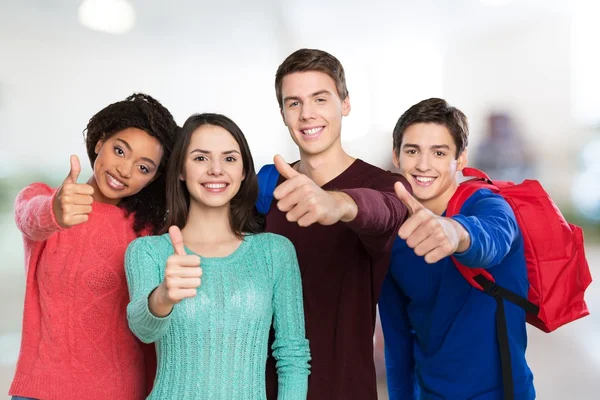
left=163, top=113, right=262, bottom=237
left=393, top=98, right=469, bottom=159
left=83, top=93, right=179, bottom=234
left=275, top=48, right=349, bottom=109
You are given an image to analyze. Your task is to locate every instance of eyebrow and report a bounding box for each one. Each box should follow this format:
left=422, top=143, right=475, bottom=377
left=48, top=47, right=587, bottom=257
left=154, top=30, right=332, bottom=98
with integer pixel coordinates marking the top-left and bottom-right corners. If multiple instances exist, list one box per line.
left=283, top=90, right=333, bottom=103
left=116, top=138, right=158, bottom=168
left=190, top=149, right=241, bottom=155
left=403, top=143, right=451, bottom=151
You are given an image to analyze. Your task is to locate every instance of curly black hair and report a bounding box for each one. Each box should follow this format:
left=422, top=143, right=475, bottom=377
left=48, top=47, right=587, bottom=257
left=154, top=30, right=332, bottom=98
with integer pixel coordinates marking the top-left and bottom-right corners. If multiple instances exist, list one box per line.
left=83, top=93, right=179, bottom=235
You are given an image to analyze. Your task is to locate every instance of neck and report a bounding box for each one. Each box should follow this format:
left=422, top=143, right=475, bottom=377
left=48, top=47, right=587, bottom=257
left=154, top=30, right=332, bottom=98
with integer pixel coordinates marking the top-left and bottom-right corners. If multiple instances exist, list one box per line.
left=421, top=180, right=460, bottom=216
left=182, top=202, right=237, bottom=244
left=297, top=141, right=355, bottom=186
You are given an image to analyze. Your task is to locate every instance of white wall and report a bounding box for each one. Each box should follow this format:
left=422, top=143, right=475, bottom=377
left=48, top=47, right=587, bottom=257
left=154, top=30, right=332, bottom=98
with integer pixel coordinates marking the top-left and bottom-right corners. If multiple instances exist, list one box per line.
left=443, top=14, right=577, bottom=204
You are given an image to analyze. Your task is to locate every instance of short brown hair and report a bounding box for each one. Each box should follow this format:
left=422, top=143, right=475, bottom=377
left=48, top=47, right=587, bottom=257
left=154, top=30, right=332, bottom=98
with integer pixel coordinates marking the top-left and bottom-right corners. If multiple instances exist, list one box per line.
left=393, top=98, right=469, bottom=159
left=275, top=48, right=349, bottom=109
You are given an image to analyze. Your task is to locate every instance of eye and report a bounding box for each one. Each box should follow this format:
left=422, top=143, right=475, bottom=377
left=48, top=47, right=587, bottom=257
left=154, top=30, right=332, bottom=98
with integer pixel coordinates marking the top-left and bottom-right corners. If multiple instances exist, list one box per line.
left=316, top=98, right=326, bottom=103
left=288, top=101, right=299, bottom=108
left=435, top=151, right=446, bottom=157
left=138, top=165, right=150, bottom=174
left=405, top=149, right=417, bottom=155
left=194, top=155, right=207, bottom=162
left=114, top=146, right=125, bottom=156
left=225, top=156, right=237, bottom=162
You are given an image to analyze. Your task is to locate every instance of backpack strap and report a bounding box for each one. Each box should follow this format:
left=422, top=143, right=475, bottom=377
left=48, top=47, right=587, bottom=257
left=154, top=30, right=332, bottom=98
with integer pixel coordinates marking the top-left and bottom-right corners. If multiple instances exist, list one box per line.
left=256, top=164, right=280, bottom=215
left=447, top=179, right=497, bottom=291
left=447, top=175, right=525, bottom=400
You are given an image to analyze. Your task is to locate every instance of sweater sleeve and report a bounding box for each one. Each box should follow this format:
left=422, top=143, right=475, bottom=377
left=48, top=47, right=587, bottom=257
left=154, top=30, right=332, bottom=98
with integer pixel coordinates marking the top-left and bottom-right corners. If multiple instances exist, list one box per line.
left=125, top=238, right=173, bottom=343
left=14, top=183, right=63, bottom=242
left=379, top=270, right=418, bottom=400
left=269, top=235, right=311, bottom=400
left=340, top=176, right=411, bottom=256
left=451, top=190, right=520, bottom=269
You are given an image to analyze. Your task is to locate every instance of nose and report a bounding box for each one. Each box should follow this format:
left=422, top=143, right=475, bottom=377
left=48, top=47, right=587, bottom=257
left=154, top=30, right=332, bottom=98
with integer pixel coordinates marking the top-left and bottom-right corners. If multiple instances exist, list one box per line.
left=300, top=103, right=316, bottom=121
left=208, top=159, right=224, bottom=176
left=116, top=161, right=133, bottom=178
left=415, top=154, right=431, bottom=172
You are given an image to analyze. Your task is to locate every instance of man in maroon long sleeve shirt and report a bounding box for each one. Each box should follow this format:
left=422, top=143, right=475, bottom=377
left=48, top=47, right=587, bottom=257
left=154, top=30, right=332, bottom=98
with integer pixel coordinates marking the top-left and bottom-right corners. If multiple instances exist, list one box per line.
left=262, top=48, right=411, bottom=400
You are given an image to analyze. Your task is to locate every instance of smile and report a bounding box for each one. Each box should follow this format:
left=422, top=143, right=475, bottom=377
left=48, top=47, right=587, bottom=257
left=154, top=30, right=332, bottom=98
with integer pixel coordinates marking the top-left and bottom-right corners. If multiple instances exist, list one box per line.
left=202, top=182, right=229, bottom=192
left=106, top=172, right=126, bottom=190
left=301, top=126, right=324, bottom=138
left=413, top=175, right=437, bottom=186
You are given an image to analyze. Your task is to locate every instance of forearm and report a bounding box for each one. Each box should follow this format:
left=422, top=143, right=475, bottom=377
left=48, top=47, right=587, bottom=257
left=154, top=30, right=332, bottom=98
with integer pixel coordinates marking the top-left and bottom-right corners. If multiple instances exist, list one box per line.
left=452, top=212, right=518, bottom=268
left=14, top=186, right=63, bottom=241
left=341, top=187, right=407, bottom=235
left=127, top=288, right=172, bottom=343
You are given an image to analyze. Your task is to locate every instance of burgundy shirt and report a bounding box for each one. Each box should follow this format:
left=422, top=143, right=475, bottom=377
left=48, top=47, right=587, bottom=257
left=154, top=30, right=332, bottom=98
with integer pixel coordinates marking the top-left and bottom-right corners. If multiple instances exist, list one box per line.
left=264, top=159, right=410, bottom=400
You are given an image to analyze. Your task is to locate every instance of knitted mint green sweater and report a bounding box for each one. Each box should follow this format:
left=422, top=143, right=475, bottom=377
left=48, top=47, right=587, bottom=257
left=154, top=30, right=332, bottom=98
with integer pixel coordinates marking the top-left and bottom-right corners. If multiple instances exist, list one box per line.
left=125, top=232, right=310, bottom=400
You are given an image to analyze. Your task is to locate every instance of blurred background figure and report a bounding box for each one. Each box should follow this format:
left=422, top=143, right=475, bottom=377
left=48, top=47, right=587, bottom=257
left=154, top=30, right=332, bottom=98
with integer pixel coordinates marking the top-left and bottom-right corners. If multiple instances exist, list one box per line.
left=473, top=112, right=535, bottom=182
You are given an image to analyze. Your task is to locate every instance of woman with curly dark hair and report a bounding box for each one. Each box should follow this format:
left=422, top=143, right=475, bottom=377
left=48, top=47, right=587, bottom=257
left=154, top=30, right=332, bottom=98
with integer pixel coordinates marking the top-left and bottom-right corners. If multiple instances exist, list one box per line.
left=9, top=93, right=179, bottom=400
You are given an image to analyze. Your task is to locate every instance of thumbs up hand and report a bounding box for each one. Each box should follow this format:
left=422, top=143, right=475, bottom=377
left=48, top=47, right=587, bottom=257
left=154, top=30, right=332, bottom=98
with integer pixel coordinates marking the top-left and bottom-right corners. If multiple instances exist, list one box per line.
left=394, top=182, right=470, bottom=263
left=158, top=226, right=203, bottom=305
left=272, top=154, right=357, bottom=227
left=52, top=155, right=95, bottom=228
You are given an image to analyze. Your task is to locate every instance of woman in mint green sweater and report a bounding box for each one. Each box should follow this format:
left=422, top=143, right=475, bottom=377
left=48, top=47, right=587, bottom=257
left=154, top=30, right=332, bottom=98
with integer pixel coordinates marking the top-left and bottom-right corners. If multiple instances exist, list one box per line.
left=125, top=113, right=310, bottom=400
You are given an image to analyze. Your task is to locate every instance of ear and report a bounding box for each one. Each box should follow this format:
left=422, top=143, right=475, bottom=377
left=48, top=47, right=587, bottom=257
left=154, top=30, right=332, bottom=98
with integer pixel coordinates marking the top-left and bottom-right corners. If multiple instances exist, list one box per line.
left=341, top=95, right=351, bottom=117
left=392, top=149, right=400, bottom=169
left=94, top=139, right=104, bottom=154
left=280, top=108, right=288, bottom=127
left=457, top=148, right=468, bottom=171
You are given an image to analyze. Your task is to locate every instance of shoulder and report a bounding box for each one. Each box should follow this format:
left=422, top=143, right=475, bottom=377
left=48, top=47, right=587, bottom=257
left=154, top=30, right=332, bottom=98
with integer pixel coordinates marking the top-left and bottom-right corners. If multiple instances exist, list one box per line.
left=247, top=232, right=295, bottom=251
left=460, top=187, right=513, bottom=216
left=127, top=233, right=172, bottom=256
left=351, top=160, right=405, bottom=190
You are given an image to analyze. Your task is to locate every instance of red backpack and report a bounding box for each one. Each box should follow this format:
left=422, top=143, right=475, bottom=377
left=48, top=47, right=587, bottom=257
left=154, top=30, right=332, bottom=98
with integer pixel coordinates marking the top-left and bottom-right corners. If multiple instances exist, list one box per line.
left=446, top=167, right=592, bottom=400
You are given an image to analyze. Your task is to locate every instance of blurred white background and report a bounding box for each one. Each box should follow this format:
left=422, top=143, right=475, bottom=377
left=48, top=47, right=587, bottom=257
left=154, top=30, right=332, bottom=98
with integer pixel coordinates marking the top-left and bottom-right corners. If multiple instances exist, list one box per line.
left=1, top=0, right=599, bottom=398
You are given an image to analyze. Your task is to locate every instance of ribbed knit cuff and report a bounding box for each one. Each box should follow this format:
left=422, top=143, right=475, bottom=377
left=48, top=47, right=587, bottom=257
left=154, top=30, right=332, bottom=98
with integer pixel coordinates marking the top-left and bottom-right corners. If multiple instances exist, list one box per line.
left=128, top=291, right=172, bottom=343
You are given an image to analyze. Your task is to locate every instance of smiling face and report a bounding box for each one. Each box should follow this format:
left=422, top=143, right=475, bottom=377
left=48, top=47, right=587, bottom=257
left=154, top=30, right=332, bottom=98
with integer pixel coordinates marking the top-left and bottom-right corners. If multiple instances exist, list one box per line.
left=181, top=124, right=245, bottom=210
left=91, top=127, right=164, bottom=205
left=394, top=122, right=467, bottom=214
left=280, top=71, right=351, bottom=158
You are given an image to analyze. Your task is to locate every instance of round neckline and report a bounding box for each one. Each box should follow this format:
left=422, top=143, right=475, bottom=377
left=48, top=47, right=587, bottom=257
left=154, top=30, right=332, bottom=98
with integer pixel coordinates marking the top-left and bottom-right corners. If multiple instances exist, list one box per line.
left=164, top=233, right=254, bottom=265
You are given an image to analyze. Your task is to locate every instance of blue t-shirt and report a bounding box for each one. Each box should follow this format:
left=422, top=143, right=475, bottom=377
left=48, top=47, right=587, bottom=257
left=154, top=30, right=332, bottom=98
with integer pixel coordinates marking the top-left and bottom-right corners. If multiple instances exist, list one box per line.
left=379, top=188, right=535, bottom=400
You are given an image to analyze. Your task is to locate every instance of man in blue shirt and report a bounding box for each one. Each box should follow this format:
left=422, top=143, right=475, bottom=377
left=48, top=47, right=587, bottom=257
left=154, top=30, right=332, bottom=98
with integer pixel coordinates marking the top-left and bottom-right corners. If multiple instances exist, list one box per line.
left=379, top=98, right=535, bottom=400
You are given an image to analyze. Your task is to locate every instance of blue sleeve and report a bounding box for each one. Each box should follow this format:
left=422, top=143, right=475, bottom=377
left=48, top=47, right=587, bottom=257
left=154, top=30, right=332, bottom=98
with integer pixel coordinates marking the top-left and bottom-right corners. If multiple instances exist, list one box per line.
left=379, top=269, right=418, bottom=400
left=256, top=164, right=279, bottom=215
left=451, top=189, right=520, bottom=269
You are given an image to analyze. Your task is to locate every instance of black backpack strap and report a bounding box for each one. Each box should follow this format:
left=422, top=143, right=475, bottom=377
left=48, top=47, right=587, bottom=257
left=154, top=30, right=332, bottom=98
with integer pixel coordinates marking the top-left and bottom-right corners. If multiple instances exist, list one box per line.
left=473, top=274, right=539, bottom=400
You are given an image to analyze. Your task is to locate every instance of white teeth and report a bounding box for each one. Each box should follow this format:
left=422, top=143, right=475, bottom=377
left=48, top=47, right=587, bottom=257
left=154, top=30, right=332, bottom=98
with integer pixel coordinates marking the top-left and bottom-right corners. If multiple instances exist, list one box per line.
left=302, top=127, right=322, bottom=135
left=107, top=173, right=124, bottom=188
left=204, top=183, right=227, bottom=189
left=416, top=176, right=435, bottom=183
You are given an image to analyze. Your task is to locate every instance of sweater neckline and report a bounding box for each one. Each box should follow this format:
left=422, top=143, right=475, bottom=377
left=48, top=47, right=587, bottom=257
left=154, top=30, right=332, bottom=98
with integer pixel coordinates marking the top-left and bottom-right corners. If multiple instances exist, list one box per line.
left=163, top=232, right=254, bottom=266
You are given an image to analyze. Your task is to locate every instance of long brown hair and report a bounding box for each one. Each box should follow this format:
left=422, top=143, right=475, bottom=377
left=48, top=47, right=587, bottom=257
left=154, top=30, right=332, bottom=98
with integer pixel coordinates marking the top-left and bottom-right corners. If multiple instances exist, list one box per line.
left=162, top=113, right=262, bottom=237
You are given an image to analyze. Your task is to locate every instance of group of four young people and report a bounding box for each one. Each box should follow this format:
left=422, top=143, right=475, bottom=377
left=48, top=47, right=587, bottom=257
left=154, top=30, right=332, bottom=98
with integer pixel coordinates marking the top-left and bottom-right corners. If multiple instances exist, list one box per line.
left=10, top=48, right=535, bottom=400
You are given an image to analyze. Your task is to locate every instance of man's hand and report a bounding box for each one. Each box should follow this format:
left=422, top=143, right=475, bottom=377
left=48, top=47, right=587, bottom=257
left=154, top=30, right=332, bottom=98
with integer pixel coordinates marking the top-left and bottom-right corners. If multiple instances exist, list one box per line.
left=272, top=154, right=357, bottom=226
left=394, top=182, right=470, bottom=263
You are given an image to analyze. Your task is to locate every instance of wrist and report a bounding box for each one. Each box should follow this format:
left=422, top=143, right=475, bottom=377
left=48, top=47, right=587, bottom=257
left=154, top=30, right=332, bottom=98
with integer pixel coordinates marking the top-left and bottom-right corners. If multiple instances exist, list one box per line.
left=333, top=192, right=358, bottom=222
left=451, top=219, right=471, bottom=253
left=149, top=284, right=174, bottom=317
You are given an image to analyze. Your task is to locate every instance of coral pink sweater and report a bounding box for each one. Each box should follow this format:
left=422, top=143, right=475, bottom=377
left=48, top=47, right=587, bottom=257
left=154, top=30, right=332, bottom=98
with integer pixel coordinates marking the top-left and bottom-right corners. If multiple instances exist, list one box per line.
left=9, top=183, right=151, bottom=400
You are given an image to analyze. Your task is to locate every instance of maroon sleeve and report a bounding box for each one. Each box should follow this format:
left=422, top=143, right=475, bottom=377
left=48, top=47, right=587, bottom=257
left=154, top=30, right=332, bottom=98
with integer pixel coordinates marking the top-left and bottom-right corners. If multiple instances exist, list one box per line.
left=341, top=175, right=411, bottom=256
